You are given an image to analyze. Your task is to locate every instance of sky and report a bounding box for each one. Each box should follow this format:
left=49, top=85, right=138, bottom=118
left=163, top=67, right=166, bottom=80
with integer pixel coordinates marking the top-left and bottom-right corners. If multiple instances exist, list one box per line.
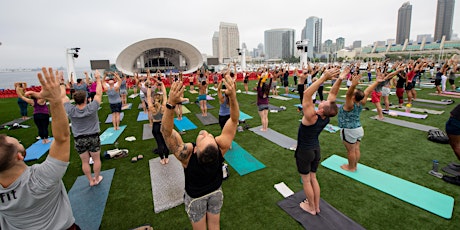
left=0, top=0, right=459, bottom=69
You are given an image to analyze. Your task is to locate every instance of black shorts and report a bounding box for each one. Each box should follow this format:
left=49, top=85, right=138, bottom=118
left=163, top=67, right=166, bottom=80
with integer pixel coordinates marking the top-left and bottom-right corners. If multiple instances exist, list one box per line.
left=110, top=102, right=122, bottom=113
left=405, top=83, right=413, bottom=90
left=295, top=146, right=321, bottom=174
left=74, top=133, right=100, bottom=154
left=283, top=80, right=289, bottom=87
left=435, top=79, right=441, bottom=86
left=243, top=79, right=248, bottom=84
left=449, top=79, right=455, bottom=85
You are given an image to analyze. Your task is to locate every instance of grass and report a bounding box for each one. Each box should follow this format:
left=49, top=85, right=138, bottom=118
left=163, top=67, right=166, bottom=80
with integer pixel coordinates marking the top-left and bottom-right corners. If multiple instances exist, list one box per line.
left=1, top=78, right=459, bottom=230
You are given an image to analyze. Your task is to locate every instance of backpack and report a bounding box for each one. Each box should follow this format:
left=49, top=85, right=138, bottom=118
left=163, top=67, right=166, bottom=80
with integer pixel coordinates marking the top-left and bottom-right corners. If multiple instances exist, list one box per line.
left=427, top=129, right=449, bottom=144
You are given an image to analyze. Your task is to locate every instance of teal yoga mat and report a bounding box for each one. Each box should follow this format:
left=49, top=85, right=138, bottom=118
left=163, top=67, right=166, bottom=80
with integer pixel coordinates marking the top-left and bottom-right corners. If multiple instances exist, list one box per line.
left=100, top=125, right=127, bottom=145
left=224, top=141, right=265, bottom=176
left=239, top=111, right=253, bottom=121
left=321, top=155, right=454, bottom=219
left=24, top=137, right=54, bottom=162
left=282, top=93, right=300, bottom=99
left=137, top=111, right=149, bottom=121
left=174, top=116, right=197, bottom=131
left=68, top=169, right=115, bottom=230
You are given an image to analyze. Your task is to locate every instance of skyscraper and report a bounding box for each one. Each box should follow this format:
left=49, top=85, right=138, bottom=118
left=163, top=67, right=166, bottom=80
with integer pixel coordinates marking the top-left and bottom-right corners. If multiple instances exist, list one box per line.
left=434, top=0, right=455, bottom=41
left=396, top=2, right=412, bottom=45
left=218, top=22, right=240, bottom=63
left=302, top=17, right=322, bottom=58
left=212, top=31, right=219, bottom=57
left=336, top=37, right=345, bottom=50
left=352, top=40, right=362, bottom=49
left=264, top=28, right=295, bottom=59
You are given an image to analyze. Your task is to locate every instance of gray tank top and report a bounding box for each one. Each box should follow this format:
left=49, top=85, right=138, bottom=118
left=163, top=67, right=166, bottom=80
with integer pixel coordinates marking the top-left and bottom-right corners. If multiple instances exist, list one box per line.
left=107, top=88, right=121, bottom=104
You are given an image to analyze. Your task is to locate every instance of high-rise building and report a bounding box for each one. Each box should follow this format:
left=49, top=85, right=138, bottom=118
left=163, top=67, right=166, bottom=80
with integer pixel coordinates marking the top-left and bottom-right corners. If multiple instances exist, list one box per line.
left=396, top=2, right=412, bottom=45
left=323, top=39, right=333, bottom=53
left=212, top=31, right=219, bottom=57
left=302, top=17, right=322, bottom=58
left=264, top=28, right=295, bottom=59
left=218, top=22, right=240, bottom=63
left=336, top=37, right=345, bottom=50
left=416, top=34, right=433, bottom=43
left=434, top=0, right=455, bottom=41
left=352, top=40, right=362, bottom=49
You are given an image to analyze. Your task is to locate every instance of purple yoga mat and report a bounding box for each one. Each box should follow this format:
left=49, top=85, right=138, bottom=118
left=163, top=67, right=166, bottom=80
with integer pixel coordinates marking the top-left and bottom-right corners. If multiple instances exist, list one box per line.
left=373, top=109, right=428, bottom=119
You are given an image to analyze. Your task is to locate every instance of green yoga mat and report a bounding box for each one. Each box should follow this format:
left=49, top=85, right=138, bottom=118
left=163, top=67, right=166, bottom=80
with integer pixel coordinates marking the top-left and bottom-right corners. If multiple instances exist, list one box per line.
left=224, top=141, right=265, bottom=176
left=321, top=155, right=454, bottom=219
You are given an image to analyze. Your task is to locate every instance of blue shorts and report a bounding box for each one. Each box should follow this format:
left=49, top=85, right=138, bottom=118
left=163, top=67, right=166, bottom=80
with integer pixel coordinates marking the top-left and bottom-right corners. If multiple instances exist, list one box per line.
left=446, top=117, right=460, bottom=135
left=198, top=94, right=207, bottom=101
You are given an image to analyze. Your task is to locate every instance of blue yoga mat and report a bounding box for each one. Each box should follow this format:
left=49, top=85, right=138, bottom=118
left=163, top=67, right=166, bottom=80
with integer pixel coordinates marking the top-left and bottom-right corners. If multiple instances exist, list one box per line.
left=121, top=103, right=133, bottom=110
left=224, top=141, right=265, bottom=176
left=100, top=125, right=127, bottom=145
left=68, top=169, right=115, bottom=230
left=137, top=111, right=149, bottom=121
left=174, top=116, right=197, bottom=131
left=282, top=93, right=300, bottom=99
left=239, top=111, right=253, bottom=121
left=24, top=137, right=54, bottom=162
left=105, top=112, right=124, bottom=123
left=321, top=155, right=454, bottom=219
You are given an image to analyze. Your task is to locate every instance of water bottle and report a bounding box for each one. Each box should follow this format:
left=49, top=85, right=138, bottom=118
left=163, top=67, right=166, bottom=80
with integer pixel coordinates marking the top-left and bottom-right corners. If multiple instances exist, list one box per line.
left=432, top=160, right=439, bottom=172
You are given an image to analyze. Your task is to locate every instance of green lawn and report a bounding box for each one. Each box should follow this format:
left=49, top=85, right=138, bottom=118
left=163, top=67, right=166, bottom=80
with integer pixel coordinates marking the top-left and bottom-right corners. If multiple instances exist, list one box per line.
left=1, top=79, right=459, bottom=230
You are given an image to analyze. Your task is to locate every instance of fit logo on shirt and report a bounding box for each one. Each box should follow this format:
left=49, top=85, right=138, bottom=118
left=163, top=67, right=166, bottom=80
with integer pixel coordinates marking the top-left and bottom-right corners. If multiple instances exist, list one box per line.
left=0, top=190, right=18, bottom=203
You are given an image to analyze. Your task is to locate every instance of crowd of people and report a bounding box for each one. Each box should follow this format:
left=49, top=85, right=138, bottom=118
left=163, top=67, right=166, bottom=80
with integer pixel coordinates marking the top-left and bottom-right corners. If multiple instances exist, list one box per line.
left=2, top=57, right=459, bottom=229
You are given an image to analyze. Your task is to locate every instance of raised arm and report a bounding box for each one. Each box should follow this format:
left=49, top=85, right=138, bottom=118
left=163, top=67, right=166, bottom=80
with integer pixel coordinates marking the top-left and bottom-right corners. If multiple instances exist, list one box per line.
left=215, top=75, right=239, bottom=155
left=161, top=81, right=193, bottom=167
left=26, top=68, right=70, bottom=162
left=93, top=71, right=103, bottom=104
left=327, top=67, right=350, bottom=101
left=361, top=74, right=383, bottom=106
left=84, top=72, right=90, bottom=85
left=217, top=81, right=225, bottom=104
left=113, top=72, right=121, bottom=90
left=18, top=91, right=34, bottom=105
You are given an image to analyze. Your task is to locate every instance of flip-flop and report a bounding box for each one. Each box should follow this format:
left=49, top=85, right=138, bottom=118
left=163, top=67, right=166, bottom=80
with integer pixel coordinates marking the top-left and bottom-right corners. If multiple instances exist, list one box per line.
left=131, top=157, right=138, bottom=163
left=137, top=154, right=144, bottom=160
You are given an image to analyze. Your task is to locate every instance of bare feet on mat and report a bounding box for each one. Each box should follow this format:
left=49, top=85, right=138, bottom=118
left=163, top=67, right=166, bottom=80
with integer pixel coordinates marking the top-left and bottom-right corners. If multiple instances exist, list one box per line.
left=164, top=158, right=169, bottom=164
left=94, top=176, right=103, bottom=186
left=160, top=158, right=165, bottom=165
left=341, top=164, right=356, bottom=172
left=300, top=201, right=316, bottom=215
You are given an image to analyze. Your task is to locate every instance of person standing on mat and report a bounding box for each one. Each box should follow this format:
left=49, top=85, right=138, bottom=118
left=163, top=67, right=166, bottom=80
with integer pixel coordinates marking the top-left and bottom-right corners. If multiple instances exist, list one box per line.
left=338, top=70, right=384, bottom=172
left=18, top=91, right=51, bottom=144
left=161, top=74, right=239, bottom=230
left=217, top=78, right=231, bottom=130
left=119, top=73, right=128, bottom=107
left=198, top=71, right=208, bottom=117
left=147, top=77, right=169, bottom=165
left=296, top=67, right=342, bottom=216
left=15, top=82, right=29, bottom=120
left=257, top=72, right=272, bottom=132
left=103, top=72, right=122, bottom=130
left=65, top=70, right=103, bottom=187
left=0, top=67, right=78, bottom=229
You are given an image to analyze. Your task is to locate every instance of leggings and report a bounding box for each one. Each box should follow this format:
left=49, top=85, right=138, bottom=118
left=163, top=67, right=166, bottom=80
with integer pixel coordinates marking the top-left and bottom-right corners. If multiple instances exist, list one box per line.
left=34, top=113, right=50, bottom=139
left=18, top=98, right=28, bottom=116
left=298, top=84, right=305, bottom=104
left=152, top=122, right=169, bottom=159
left=318, top=85, right=324, bottom=101
left=219, top=114, right=230, bottom=130
left=396, top=87, right=405, bottom=104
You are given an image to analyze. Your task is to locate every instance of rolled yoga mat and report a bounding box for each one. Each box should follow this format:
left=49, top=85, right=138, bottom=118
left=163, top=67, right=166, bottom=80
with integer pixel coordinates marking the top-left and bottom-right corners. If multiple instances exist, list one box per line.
left=321, top=155, right=454, bottom=219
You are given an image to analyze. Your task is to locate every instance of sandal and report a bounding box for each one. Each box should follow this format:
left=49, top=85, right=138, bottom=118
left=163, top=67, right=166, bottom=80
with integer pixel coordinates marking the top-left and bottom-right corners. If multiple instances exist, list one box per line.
left=137, top=154, right=144, bottom=160
left=131, top=157, right=138, bottom=163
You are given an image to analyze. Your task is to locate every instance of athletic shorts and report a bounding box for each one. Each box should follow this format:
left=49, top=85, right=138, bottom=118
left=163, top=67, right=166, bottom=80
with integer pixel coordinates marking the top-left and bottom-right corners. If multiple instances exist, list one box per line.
left=198, top=94, right=206, bottom=101
left=340, top=127, right=364, bottom=144
left=449, top=79, right=455, bottom=85
left=446, top=117, right=460, bottom=135
left=120, top=89, right=127, bottom=95
left=435, top=79, right=441, bottom=86
left=371, top=91, right=382, bottom=103
left=295, top=146, right=321, bottom=174
left=190, top=81, right=194, bottom=86
left=405, top=82, right=414, bottom=90
left=381, top=87, right=391, bottom=97
left=110, top=102, right=122, bottom=113
left=243, top=79, right=248, bottom=84
left=258, top=104, right=269, bottom=111
left=283, top=80, right=289, bottom=87
left=184, top=188, right=223, bottom=223
left=74, top=133, right=100, bottom=154
left=271, top=82, right=278, bottom=90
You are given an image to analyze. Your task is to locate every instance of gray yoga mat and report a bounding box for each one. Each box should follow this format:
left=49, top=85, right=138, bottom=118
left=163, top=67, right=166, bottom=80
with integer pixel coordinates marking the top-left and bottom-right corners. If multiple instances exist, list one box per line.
left=370, top=116, right=437, bottom=132
left=249, top=126, right=297, bottom=150
left=149, top=157, right=185, bottom=213
left=411, top=101, right=446, bottom=109
left=105, top=112, right=124, bottom=123
left=277, top=191, right=365, bottom=230
left=268, top=104, right=283, bottom=111
left=195, top=113, right=219, bottom=125
left=372, top=109, right=428, bottom=119
left=0, top=117, right=31, bottom=129
left=413, top=98, right=453, bottom=105
left=270, top=95, right=292, bottom=101
left=142, top=123, right=154, bottom=140
left=442, top=164, right=460, bottom=176
left=389, top=105, right=444, bottom=115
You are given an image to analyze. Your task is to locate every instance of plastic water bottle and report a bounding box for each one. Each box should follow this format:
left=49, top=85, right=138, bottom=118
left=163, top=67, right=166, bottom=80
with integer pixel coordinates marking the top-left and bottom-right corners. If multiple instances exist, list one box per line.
left=432, top=160, right=439, bottom=172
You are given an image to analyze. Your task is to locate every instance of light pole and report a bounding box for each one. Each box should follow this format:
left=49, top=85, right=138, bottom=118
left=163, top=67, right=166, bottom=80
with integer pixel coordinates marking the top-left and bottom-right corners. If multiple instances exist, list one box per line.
left=296, top=40, right=308, bottom=67
left=66, top=48, right=80, bottom=81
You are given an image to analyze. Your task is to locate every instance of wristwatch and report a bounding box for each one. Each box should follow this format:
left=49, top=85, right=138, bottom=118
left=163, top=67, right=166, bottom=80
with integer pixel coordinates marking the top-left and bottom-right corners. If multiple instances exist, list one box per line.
left=166, top=103, right=176, bottom=110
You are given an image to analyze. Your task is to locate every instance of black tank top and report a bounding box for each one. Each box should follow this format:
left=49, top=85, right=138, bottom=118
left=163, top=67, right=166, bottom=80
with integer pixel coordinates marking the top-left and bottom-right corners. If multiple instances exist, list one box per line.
left=297, top=115, right=330, bottom=148
left=185, top=143, right=223, bottom=198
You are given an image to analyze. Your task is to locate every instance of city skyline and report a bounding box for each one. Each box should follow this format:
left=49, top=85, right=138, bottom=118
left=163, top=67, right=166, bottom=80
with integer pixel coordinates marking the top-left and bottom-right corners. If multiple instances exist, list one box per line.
left=0, top=0, right=459, bottom=68
left=396, top=2, right=413, bottom=44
